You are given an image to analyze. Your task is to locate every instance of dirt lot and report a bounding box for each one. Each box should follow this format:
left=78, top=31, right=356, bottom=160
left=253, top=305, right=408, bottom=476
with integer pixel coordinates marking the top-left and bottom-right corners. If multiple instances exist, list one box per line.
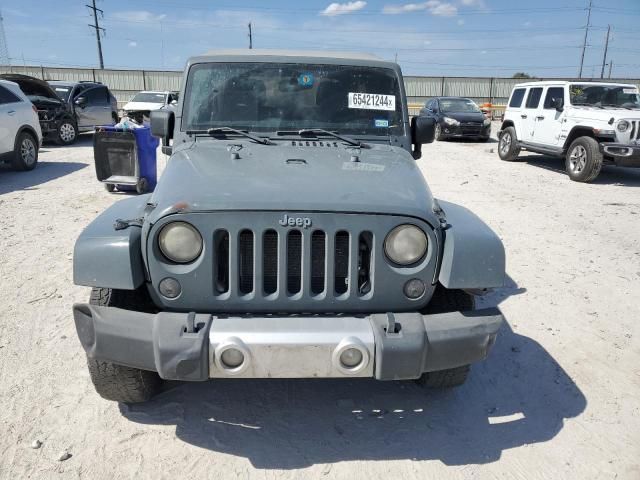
left=1, top=128, right=639, bottom=479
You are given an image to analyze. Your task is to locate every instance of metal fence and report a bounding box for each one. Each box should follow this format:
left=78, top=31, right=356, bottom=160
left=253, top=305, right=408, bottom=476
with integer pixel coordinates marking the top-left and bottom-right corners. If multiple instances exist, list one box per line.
left=2, top=65, right=639, bottom=114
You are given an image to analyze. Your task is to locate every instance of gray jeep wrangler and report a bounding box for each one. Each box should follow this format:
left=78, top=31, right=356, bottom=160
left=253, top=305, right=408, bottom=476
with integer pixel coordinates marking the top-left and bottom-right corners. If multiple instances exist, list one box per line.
left=72, top=50, right=505, bottom=403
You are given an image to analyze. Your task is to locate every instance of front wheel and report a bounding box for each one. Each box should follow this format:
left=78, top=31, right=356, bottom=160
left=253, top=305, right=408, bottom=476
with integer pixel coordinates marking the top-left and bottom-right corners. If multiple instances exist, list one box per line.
left=497, top=126, right=520, bottom=161
left=86, top=287, right=162, bottom=403
left=12, top=131, right=38, bottom=171
left=56, top=120, right=78, bottom=145
left=565, top=136, right=603, bottom=182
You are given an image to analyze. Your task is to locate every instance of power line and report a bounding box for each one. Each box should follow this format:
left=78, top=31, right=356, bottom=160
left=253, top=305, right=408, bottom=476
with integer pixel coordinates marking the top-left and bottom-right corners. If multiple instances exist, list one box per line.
left=86, top=0, right=105, bottom=69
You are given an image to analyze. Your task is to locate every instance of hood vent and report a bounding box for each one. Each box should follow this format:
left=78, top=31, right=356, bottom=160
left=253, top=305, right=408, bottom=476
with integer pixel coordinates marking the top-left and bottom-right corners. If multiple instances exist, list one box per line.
left=291, top=140, right=339, bottom=148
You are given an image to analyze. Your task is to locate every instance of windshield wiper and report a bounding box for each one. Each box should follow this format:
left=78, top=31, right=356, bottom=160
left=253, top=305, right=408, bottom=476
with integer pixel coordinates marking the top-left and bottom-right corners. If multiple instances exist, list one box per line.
left=276, top=129, right=368, bottom=148
left=601, top=103, right=633, bottom=110
left=186, top=127, right=274, bottom=145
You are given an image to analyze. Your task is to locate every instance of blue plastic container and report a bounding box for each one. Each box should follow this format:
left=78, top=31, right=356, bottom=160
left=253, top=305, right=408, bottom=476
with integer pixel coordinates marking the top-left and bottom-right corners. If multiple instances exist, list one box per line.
left=93, top=126, right=160, bottom=194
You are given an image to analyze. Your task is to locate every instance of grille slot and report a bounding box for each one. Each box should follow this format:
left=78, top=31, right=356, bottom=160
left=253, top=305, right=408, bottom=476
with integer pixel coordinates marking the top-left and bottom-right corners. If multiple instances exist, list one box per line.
left=238, top=230, right=254, bottom=294
left=310, top=231, right=326, bottom=294
left=263, top=230, right=278, bottom=295
left=287, top=231, right=303, bottom=294
left=334, top=231, right=350, bottom=295
left=214, top=230, right=229, bottom=294
left=358, top=232, right=373, bottom=296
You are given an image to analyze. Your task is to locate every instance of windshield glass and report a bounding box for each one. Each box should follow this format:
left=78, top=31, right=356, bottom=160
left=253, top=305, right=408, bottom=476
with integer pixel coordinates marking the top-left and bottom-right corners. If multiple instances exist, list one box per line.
left=132, top=92, right=166, bottom=103
left=51, top=86, right=72, bottom=102
left=570, top=84, right=640, bottom=108
left=182, top=62, right=403, bottom=136
left=439, top=98, right=481, bottom=113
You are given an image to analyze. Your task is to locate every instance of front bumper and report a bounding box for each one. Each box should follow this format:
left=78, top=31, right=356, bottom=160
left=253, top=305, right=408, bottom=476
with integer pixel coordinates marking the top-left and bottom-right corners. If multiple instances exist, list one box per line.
left=72, top=304, right=502, bottom=381
left=600, top=142, right=640, bottom=167
left=441, top=122, right=491, bottom=139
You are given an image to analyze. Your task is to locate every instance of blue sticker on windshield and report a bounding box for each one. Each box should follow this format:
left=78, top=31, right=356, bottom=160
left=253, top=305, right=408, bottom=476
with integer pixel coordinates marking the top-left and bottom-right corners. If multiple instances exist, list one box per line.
left=298, top=73, right=314, bottom=87
left=374, top=119, right=389, bottom=128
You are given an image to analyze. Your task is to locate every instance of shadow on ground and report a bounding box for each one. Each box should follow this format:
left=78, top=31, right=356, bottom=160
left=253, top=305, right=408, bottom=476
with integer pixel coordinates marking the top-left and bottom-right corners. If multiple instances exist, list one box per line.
left=519, top=154, right=640, bottom=186
left=0, top=161, right=87, bottom=195
left=120, top=275, right=586, bottom=469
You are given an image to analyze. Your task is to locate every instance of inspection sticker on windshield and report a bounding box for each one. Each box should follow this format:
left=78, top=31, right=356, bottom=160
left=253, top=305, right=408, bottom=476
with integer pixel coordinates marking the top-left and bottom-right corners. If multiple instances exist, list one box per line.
left=623, top=88, right=638, bottom=94
left=342, top=162, right=385, bottom=172
left=348, top=92, right=395, bottom=111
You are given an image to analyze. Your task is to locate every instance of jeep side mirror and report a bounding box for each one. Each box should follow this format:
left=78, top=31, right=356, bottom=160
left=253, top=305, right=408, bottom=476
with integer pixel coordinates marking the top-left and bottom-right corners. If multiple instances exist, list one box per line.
left=150, top=109, right=175, bottom=155
left=553, top=97, right=564, bottom=111
left=411, top=116, right=436, bottom=160
left=74, top=96, right=87, bottom=107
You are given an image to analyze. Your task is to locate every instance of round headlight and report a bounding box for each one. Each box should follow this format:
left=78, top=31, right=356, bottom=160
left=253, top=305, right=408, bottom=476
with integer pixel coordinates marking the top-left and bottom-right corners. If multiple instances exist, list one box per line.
left=617, top=120, right=630, bottom=132
left=384, top=225, right=428, bottom=265
left=158, top=221, right=203, bottom=263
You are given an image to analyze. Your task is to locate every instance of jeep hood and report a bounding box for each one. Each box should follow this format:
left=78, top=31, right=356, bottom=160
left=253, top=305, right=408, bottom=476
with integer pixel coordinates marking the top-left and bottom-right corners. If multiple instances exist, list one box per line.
left=148, top=140, right=437, bottom=223
left=569, top=106, right=640, bottom=122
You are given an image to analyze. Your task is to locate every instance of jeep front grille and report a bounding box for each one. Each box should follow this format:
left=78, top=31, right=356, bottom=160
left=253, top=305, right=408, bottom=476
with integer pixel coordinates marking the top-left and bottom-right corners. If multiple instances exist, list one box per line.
left=214, top=228, right=372, bottom=299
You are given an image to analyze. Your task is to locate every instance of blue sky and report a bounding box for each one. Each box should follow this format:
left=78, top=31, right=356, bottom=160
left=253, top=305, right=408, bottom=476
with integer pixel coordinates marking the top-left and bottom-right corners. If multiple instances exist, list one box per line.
left=2, top=0, right=640, bottom=78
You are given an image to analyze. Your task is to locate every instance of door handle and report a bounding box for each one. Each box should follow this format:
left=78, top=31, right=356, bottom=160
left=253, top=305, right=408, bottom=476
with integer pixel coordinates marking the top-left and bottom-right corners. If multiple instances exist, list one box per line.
left=536, top=116, right=545, bottom=120
left=521, top=114, right=528, bottom=119
left=7, top=110, right=15, bottom=115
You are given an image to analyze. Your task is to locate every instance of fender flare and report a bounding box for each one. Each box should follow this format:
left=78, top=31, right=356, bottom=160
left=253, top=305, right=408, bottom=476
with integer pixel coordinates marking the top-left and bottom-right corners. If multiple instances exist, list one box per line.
left=73, top=195, right=152, bottom=289
left=437, top=200, right=505, bottom=289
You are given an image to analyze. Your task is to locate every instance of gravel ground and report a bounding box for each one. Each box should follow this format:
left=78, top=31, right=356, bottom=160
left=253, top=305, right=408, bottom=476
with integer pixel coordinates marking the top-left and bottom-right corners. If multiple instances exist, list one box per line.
left=0, top=127, right=639, bottom=479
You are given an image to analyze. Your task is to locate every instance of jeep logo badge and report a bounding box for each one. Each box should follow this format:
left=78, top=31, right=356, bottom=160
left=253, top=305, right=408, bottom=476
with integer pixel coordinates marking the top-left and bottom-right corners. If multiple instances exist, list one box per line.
left=279, top=214, right=312, bottom=228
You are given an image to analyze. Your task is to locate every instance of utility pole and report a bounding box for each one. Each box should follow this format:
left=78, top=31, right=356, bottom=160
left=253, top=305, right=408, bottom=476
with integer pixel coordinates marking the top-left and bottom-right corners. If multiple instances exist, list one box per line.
left=600, top=25, right=610, bottom=79
left=0, top=10, right=10, bottom=65
left=578, top=0, right=592, bottom=79
left=86, top=0, right=105, bottom=69
left=248, top=22, right=253, bottom=49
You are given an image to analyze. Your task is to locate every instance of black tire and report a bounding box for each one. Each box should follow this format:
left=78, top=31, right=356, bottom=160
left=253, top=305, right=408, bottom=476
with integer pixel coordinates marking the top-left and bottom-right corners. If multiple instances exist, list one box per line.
left=497, top=126, right=520, bottom=161
left=416, top=365, right=470, bottom=388
left=12, top=131, right=38, bottom=171
left=479, top=136, right=490, bottom=143
left=104, top=183, right=115, bottom=192
left=434, top=123, right=443, bottom=141
left=417, top=285, right=474, bottom=388
left=565, top=136, right=603, bottom=182
left=56, top=119, right=78, bottom=145
left=86, top=287, right=161, bottom=403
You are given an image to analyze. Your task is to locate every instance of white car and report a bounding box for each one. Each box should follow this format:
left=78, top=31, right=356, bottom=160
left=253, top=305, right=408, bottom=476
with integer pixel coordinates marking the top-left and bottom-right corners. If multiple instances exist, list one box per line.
left=122, top=91, right=178, bottom=120
left=0, top=79, right=42, bottom=171
left=497, top=81, right=640, bottom=182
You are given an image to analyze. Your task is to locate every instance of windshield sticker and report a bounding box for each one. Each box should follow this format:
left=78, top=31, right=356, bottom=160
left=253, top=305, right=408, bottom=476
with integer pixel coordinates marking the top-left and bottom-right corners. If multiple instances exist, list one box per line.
left=55, top=88, right=68, bottom=92
left=374, top=119, right=389, bottom=128
left=342, top=162, right=385, bottom=172
left=348, top=92, right=395, bottom=111
left=298, top=73, right=314, bottom=88
left=623, top=88, right=638, bottom=94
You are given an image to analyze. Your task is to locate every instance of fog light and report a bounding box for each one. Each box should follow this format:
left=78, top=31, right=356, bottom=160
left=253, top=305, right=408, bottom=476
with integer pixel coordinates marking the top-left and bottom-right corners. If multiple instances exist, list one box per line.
left=159, top=277, right=181, bottom=298
left=220, top=348, right=245, bottom=369
left=340, top=348, right=363, bottom=368
left=404, top=278, right=426, bottom=299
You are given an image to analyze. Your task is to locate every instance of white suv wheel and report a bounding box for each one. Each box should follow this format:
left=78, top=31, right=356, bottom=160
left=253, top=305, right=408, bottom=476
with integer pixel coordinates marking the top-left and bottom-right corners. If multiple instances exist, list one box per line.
left=568, top=145, right=587, bottom=173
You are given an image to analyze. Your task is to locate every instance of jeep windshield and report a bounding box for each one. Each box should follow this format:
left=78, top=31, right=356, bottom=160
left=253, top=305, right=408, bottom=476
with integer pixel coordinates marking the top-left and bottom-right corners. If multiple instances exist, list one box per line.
left=182, top=62, right=403, bottom=137
left=570, top=84, right=640, bottom=109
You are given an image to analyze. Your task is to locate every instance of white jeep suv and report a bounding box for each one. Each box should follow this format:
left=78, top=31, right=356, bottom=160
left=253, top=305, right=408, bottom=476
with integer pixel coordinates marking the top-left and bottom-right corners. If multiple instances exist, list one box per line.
left=498, top=81, right=640, bottom=182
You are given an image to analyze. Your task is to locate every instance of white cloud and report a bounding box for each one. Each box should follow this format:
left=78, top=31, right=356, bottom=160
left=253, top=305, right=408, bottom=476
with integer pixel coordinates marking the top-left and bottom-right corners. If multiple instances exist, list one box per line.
left=128, top=41, right=138, bottom=47
left=111, top=10, right=167, bottom=23
left=320, top=1, right=367, bottom=16
left=460, top=0, right=486, bottom=7
left=457, top=18, right=465, bottom=25
left=383, top=1, right=457, bottom=16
